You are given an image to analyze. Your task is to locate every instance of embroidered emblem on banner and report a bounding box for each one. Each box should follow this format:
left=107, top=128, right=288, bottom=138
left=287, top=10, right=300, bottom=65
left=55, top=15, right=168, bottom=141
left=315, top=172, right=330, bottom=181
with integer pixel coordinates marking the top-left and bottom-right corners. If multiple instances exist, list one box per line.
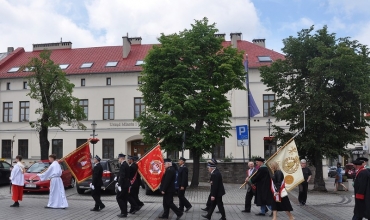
left=284, top=175, right=294, bottom=184
left=282, top=156, right=300, bottom=174
left=149, top=160, right=162, bottom=174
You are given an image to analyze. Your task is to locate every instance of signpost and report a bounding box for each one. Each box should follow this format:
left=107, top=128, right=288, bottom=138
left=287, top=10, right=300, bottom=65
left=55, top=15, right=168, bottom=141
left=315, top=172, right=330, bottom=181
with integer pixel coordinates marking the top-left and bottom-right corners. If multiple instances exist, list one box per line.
left=236, top=125, right=248, bottom=182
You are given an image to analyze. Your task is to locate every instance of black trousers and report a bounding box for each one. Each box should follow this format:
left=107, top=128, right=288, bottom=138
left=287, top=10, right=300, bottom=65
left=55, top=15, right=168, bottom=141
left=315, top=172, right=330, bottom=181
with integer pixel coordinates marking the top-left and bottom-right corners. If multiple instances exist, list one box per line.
left=162, top=192, right=182, bottom=217
left=298, top=182, right=308, bottom=204
left=128, top=188, right=139, bottom=211
left=244, top=189, right=254, bottom=211
left=132, top=186, right=144, bottom=206
left=116, top=188, right=129, bottom=215
left=178, top=188, right=191, bottom=210
left=91, top=187, right=104, bottom=209
left=206, top=194, right=211, bottom=208
left=207, top=196, right=226, bottom=219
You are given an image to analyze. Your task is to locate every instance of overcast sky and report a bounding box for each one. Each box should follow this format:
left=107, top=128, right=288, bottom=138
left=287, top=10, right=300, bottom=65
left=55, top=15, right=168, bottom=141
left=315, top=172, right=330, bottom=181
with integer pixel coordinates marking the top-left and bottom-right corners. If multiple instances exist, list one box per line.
left=1, top=0, right=369, bottom=54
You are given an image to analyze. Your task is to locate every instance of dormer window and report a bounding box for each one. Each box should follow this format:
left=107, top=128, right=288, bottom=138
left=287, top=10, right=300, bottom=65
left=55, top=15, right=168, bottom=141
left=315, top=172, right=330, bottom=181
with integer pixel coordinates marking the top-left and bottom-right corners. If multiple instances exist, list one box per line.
left=59, top=64, right=69, bottom=69
left=257, top=56, right=272, bottom=62
left=80, top=62, right=93, bottom=68
left=8, top=67, right=20, bottom=73
left=106, top=61, right=118, bottom=67
left=23, top=67, right=34, bottom=72
left=135, top=60, right=145, bottom=66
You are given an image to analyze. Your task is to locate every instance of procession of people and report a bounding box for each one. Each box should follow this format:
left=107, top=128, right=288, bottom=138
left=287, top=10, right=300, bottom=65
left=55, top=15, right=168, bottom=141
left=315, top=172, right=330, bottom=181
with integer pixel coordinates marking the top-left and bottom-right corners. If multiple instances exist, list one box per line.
left=6, top=152, right=370, bottom=220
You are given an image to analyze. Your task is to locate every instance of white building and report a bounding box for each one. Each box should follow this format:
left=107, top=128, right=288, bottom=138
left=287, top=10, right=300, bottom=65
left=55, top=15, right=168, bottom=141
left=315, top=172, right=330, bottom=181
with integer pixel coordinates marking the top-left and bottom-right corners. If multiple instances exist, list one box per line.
left=0, top=33, right=287, bottom=165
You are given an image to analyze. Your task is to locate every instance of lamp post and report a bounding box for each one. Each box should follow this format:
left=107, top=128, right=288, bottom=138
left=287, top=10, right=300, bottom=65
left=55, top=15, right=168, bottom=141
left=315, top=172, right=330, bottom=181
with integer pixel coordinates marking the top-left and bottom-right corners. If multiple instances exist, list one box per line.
left=91, top=121, right=97, bottom=157
left=182, top=131, right=185, bottom=158
left=266, top=118, right=272, bottom=158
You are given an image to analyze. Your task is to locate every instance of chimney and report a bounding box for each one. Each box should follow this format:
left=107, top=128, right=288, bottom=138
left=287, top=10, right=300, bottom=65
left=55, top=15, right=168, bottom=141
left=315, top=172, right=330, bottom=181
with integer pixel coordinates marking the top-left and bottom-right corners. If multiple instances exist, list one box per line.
left=214, top=33, right=226, bottom=40
left=128, top=37, right=142, bottom=45
left=122, top=34, right=131, bottom=58
left=252, top=39, right=266, bottom=48
left=230, top=33, right=242, bottom=48
left=7, top=47, right=14, bottom=53
left=32, top=41, right=72, bottom=51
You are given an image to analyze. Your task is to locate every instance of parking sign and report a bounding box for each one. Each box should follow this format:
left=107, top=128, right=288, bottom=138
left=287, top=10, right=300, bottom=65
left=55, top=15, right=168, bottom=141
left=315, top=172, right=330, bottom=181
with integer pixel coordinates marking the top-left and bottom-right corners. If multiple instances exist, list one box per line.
left=236, top=125, right=248, bottom=146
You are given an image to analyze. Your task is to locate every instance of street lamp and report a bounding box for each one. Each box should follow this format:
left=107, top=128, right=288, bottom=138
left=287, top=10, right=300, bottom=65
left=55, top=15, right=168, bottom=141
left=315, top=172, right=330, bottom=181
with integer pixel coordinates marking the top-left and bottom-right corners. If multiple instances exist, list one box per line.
left=266, top=118, right=272, bottom=157
left=91, top=121, right=97, bottom=157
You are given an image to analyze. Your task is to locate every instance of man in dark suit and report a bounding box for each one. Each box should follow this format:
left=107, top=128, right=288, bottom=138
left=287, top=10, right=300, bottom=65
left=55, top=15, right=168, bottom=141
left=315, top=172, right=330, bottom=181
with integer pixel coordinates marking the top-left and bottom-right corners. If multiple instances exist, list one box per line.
left=201, top=161, right=226, bottom=220
left=132, top=156, right=144, bottom=207
left=116, top=154, right=130, bottom=218
left=242, top=161, right=256, bottom=212
left=90, top=155, right=105, bottom=211
left=127, top=156, right=140, bottom=214
left=178, top=157, right=192, bottom=212
left=201, top=159, right=218, bottom=212
left=159, top=158, right=183, bottom=220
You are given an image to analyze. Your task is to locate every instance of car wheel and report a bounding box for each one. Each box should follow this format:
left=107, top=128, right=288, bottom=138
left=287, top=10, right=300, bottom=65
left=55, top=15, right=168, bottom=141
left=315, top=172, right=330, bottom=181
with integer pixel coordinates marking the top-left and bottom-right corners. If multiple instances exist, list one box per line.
left=69, top=178, right=76, bottom=188
left=77, top=188, right=85, bottom=194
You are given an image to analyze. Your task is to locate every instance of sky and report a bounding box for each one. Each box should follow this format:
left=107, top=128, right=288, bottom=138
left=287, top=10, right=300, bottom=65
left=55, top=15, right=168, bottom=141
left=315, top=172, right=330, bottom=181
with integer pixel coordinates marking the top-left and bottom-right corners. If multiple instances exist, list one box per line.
left=1, top=0, right=369, bottom=54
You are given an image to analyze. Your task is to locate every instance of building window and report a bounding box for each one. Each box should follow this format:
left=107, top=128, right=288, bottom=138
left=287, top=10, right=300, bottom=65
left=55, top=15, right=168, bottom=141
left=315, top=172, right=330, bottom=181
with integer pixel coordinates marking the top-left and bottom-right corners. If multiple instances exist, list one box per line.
left=106, top=77, right=111, bottom=85
left=23, top=81, right=27, bottom=89
left=7, top=82, right=10, bottom=90
left=258, top=56, right=272, bottom=62
left=167, top=150, right=179, bottom=160
left=79, top=99, right=88, bottom=120
left=19, top=101, right=30, bottom=122
left=52, top=139, right=63, bottom=159
left=134, top=98, right=145, bottom=118
left=263, top=94, right=275, bottom=117
left=138, top=76, right=142, bottom=84
left=76, top=139, right=88, bottom=148
left=103, top=99, right=114, bottom=120
left=3, top=102, right=13, bottom=122
left=106, top=61, right=118, bottom=67
left=212, top=138, right=225, bottom=159
left=8, top=67, right=20, bottom=73
left=80, top=62, right=93, bottom=68
left=1, top=140, right=11, bottom=158
left=264, top=138, right=277, bottom=159
left=59, top=64, right=69, bottom=70
left=103, top=139, right=114, bottom=159
left=135, top=60, right=145, bottom=66
left=81, top=78, right=85, bottom=86
left=18, top=139, right=28, bottom=159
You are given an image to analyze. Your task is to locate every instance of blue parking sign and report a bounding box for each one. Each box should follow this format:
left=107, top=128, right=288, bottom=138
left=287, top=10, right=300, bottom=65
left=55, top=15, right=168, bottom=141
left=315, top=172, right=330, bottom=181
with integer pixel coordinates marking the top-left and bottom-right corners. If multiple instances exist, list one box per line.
left=236, top=125, right=248, bottom=140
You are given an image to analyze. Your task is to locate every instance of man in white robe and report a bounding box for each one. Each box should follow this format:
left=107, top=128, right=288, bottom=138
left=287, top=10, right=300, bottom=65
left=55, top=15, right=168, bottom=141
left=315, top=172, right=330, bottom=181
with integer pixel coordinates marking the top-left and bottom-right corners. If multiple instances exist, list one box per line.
left=37, top=154, right=68, bottom=209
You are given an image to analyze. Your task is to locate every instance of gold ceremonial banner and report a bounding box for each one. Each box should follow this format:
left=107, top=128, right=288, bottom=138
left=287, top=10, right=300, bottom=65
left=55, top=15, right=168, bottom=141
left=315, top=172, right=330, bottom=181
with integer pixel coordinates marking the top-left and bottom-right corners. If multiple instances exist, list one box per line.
left=266, top=140, right=304, bottom=191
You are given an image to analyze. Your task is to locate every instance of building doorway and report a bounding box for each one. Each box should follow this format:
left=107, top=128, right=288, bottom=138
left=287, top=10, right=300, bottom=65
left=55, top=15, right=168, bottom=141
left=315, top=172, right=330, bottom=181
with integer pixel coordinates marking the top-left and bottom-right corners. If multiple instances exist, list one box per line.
left=131, top=140, right=151, bottom=158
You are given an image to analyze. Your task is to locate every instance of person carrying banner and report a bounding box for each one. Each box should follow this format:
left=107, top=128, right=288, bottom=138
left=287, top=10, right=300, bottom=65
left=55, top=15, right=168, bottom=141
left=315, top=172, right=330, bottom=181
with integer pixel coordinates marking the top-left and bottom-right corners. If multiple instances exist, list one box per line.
left=298, top=159, right=311, bottom=205
left=357, top=157, right=369, bottom=169
left=269, top=161, right=294, bottom=220
left=249, top=157, right=272, bottom=216
left=132, top=156, right=144, bottom=207
left=352, top=159, right=370, bottom=220
left=159, top=158, right=183, bottom=220
left=9, top=155, right=25, bottom=207
left=242, top=161, right=256, bottom=213
left=201, top=161, right=226, bottom=220
left=37, top=154, right=68, bottom=209
left=178, top=157, right=192, bottom=212
left=90, top=155, right=105, bottom=211
left=127, top=155, right=141, bottom=214
left=116, top=154, right=130, bottom=218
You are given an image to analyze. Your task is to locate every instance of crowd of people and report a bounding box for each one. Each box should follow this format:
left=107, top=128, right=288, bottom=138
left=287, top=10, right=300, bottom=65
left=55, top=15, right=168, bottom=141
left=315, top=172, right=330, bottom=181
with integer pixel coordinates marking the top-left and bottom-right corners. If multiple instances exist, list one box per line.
left=7, top=153, right=370, bottom=220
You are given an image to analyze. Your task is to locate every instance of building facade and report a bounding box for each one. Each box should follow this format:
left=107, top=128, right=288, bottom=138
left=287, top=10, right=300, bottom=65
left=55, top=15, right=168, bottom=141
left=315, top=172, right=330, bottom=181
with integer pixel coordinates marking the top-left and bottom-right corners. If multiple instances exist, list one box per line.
left=0, top=33, right=288, bottom=165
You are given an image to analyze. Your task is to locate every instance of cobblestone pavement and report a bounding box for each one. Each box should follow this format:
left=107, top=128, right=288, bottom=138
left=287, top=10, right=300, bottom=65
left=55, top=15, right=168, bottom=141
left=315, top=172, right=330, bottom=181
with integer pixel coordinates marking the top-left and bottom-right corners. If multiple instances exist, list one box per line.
left=0, top=178, right=356, bottom=220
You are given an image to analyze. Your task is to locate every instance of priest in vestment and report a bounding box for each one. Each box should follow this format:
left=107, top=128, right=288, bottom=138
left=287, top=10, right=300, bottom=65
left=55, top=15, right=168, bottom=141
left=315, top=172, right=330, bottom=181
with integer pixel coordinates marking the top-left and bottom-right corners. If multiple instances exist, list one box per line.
left=37, top=154, right=68, bottom=209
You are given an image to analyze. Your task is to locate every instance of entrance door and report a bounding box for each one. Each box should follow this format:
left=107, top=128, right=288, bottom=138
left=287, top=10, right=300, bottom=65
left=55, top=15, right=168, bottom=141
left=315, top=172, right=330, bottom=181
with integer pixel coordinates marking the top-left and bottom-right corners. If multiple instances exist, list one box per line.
left=131, top=140, right=151, bottom=158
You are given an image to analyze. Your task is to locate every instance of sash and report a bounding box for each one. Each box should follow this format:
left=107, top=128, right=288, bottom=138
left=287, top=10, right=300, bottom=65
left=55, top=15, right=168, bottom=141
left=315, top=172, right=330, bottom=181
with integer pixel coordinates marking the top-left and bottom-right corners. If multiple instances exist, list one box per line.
left=270, top=179, right=285, bottom=202
left=130, top=172, right=138, bottom=185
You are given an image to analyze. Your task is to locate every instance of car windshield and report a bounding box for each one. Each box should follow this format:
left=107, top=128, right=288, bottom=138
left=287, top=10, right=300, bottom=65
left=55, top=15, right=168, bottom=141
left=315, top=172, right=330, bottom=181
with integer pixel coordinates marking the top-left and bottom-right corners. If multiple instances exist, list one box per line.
left=27, top=162, right=50, bottom=173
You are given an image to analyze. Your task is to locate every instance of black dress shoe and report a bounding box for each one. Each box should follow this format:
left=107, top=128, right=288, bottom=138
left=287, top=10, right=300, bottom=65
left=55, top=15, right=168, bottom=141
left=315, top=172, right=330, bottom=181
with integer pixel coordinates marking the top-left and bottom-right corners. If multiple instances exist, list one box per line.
left=117, top=214, right=127, bottom=218
left=90, top=208, right=100, bottom=211
left=45, top=206, right=51, bottom=209
left=201, top=214, right=211, bottom=220
left=219, top=218, right=227, bottom=220
left=158, top=216, right=168, bottom=219
left=255, top=213, right=265, bottom=216
left=185, top=206, right=192, bottom=212
left=176, top=212, right=183, bottom=220
left=201, top=208, right=209, bottom=211
left=216, top=211, right=220, bottom=213
left=99, top=205, right=105, bottom=211
left=10, top=203, right=19, bottom=207
left=241, top=210, right=250, bottom=213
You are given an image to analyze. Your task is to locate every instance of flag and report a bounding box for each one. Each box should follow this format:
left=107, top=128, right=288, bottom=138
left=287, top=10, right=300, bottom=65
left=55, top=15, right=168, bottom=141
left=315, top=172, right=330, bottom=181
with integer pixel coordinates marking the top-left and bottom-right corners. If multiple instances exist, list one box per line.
left=137, top=145, right=165, bottom=192
left=245, top=60, right=260, bottom=117
left=267, top=140, right=304, bottom=191
left=63, top=141, right=93, bottom=184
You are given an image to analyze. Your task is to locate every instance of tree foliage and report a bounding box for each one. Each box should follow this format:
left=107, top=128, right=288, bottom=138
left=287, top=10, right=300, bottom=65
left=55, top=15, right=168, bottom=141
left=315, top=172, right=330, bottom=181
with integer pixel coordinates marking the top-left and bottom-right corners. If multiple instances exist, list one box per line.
left=136, top=18, right=245, bottom=186
left=25, top=50, right=86, bottom=159
left=260, top=26, right=370, bottom=191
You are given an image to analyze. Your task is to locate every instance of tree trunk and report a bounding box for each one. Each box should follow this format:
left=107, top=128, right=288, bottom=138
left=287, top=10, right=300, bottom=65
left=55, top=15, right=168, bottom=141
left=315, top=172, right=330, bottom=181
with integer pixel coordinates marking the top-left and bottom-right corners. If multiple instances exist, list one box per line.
left=312, top=150, right=327, bottom=191
left=190, top=149, right=200, bottom=188
left=39, top=125, right=50, bottom=160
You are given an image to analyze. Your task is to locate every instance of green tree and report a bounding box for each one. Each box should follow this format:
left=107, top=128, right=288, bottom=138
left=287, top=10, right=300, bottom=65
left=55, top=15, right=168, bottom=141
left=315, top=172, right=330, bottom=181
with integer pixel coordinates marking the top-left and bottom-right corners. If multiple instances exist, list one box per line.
left=260, top=26, right=370, bottom=191
left=24, top=50, right=86, bottom=160
left=136, top=18, right=245, bottom=187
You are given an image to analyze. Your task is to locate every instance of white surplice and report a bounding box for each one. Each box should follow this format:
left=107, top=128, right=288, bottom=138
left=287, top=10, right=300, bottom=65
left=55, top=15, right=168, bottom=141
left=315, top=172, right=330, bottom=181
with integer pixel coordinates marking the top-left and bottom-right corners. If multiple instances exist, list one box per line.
left=10, top=162, right=25, bottom=186
left=37, top=161, right=68, bottom=208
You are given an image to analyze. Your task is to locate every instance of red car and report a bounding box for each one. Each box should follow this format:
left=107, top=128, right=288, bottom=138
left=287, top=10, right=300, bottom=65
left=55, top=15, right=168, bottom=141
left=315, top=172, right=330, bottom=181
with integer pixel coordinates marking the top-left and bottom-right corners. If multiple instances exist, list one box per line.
left=23, top=160, right=75, bottom=192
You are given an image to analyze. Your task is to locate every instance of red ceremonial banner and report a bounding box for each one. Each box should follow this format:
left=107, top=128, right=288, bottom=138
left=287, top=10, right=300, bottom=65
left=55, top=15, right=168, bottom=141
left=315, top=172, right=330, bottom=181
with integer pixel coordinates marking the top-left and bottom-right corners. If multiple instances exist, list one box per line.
left=63, top=141, right=93, bottom=183
left=137, top=145, right=165, bottom=191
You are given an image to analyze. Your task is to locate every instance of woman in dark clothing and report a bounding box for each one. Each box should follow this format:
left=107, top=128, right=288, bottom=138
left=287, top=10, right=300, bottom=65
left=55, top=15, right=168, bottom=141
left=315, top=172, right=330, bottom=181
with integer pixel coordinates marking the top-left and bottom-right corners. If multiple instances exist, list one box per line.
left=269, top=161, right=294, bottom=220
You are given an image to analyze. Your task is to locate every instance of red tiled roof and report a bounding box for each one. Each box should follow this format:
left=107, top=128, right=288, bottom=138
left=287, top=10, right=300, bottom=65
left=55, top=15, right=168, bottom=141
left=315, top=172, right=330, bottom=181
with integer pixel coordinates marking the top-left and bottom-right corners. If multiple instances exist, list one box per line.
left=0, top=41, right=284, bottom=79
